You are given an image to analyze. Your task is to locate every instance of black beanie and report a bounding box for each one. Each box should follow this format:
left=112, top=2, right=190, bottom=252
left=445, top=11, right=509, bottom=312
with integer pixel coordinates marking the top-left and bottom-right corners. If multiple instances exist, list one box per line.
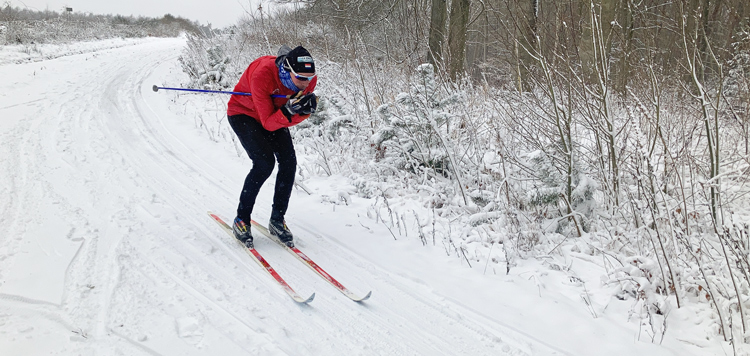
left=284, top=46, right=315, bottom=73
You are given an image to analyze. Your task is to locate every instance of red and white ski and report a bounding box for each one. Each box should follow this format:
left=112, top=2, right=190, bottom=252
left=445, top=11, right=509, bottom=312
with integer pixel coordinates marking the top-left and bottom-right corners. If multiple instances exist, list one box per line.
left=250, top=219, right=372, bottom=302
left=208, top=212, right=315, bottom=304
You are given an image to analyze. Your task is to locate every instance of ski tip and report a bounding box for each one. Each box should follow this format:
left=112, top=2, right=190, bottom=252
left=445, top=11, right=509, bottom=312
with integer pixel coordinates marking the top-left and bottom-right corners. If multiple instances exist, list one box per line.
left=296, top=292, right=315, bottom=304
left=354, top=291, right=372, bottom=303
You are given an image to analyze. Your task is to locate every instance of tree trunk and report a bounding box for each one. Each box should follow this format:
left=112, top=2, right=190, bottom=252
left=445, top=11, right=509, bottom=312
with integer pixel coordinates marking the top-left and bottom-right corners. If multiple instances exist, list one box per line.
left=617, top=0, right=635, bottom=94
left=448, top=0, right=470, bottom=80
left=427, top=0, right=448, bottom=66
left=517, top=0, right=538, bottom=92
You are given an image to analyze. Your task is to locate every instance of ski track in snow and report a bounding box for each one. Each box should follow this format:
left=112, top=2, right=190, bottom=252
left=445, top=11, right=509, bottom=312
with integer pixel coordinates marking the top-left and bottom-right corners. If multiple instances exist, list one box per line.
left=0, top=38, right=719, bottom=356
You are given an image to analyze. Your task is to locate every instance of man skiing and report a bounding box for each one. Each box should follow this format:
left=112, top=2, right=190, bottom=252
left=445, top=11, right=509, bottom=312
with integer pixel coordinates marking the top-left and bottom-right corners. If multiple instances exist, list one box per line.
left=227, top=45, right=318, bottom=248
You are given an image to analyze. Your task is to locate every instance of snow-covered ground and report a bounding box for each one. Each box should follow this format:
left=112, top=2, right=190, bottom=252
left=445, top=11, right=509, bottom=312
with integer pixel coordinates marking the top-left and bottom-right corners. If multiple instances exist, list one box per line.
left=0, top=38, right=731, bottom=355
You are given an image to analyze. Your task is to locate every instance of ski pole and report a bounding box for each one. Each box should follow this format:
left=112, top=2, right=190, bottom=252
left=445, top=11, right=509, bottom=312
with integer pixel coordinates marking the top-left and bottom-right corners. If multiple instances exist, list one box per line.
left=152, top=85, right=289, bottom=98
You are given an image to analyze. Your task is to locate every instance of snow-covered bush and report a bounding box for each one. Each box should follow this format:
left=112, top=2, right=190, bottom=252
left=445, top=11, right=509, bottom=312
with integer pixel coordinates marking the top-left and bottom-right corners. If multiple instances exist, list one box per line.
left=372, top=63, right=463, bottom=176
left=180, top=38, right=232, bottom=89
left=525, top=149, right=597, bottom=233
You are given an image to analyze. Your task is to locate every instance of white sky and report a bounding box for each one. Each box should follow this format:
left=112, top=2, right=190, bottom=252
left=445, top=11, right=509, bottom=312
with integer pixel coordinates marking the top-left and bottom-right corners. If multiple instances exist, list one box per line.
left=8, top=0, right=257, bottom=28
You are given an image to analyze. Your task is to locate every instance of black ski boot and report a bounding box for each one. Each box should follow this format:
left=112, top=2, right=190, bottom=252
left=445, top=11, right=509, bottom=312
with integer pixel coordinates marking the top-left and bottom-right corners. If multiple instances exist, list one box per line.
left=269, top=218, right=294, bottom=247
left=233, top=217, right=254, bottom=248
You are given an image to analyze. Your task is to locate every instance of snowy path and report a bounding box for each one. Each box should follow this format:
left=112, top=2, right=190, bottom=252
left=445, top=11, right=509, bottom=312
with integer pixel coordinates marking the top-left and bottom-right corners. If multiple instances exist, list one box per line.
left=0, top=38, right=711, bottom=355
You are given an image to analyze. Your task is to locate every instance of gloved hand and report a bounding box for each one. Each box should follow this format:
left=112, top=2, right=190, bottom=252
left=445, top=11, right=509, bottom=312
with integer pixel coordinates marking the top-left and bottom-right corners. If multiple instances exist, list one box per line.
left=297, top=93, right=317, bottom=115
left=281, top=92, right=317, bottom=121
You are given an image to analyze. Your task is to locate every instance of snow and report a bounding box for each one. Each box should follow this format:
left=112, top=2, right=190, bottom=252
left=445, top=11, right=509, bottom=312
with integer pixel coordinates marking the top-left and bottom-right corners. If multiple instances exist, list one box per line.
left=0, top=37, right=733, bottom=355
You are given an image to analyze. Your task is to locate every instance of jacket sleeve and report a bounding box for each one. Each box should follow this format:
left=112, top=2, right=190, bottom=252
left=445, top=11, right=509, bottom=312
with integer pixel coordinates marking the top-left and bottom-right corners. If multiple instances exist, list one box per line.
left=250, top=65, right=315, bottom=131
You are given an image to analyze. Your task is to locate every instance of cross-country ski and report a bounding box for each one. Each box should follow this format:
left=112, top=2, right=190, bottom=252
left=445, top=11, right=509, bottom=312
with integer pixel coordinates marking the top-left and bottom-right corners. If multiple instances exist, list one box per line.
left=208, top=212, right=314, bottom=304
left=249, top=219, right=372, bottom=302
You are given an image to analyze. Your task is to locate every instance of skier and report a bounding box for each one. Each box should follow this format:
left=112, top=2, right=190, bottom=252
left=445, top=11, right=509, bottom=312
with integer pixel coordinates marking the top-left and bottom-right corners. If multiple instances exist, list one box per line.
left=227, top=45, right=318, bottom=248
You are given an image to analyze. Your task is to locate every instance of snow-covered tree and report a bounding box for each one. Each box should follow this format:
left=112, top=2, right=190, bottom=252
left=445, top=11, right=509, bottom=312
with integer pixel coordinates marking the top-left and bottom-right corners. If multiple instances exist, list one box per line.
left=373, top=63, right=463, bottom=178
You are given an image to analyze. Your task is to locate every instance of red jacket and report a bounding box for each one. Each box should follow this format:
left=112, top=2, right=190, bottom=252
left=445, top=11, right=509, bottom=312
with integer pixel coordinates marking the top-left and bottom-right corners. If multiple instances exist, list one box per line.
left=227, top=55, right=317, bottom=131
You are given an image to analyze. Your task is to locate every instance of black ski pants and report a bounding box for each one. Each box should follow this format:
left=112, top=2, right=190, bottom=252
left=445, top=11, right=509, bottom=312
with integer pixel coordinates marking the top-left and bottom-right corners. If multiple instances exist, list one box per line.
left=228, top=114, right=296, bottom=223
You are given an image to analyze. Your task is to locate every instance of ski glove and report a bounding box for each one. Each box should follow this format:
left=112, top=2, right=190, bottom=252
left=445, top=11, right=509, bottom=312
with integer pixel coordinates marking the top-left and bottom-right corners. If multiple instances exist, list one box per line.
left=281, top=92, right=318, bottom=122
left=297, top=93, right=318, bottom=115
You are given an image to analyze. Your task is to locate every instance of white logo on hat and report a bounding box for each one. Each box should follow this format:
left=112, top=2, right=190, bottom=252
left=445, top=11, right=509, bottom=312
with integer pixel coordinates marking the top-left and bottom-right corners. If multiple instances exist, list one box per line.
left=297, top=56, right=314, bottom=63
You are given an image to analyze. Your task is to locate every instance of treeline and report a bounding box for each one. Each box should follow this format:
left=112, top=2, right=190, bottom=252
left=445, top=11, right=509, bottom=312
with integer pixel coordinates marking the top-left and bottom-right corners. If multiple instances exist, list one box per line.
left=0, top=5, right=207, bottom=45
left=292, top=0, right=750, bottom=86
left=182, top=0, right=749, bottom=349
